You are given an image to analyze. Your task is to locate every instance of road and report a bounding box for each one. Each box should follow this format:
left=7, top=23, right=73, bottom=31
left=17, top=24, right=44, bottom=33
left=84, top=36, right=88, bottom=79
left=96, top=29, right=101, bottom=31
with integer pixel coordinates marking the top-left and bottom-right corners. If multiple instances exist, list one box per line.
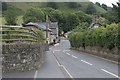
left=51, top=39, right=119, bottom=78
left=2, top=39, right=119, bottom=79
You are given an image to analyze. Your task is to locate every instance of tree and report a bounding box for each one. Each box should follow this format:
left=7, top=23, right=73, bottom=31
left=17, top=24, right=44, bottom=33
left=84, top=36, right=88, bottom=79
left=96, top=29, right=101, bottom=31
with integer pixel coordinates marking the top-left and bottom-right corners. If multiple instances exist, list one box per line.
left=86, top=3, right=96, bottom=14
left=65, top=13, right=79, bottom=32
left=2, top=2, right=7, bottom=11
left=112, top=1, right=120, bottom=22
left=4, top=6, right=21, bottom=25
left=96, top=17, right=108, bottom=26
left=73, top=22, right=89, bottom=32
left=23, top=8, right=45, bottom=24
left=67, top=2, right=78, bottom=8
left=46, top=2, right=58, bottom=9
left=75, top=11, right=92, bottom=24
left=95, top=2, right=101, bottom=7
left=102, top=8, right=118, bottom=23
left=101, top=4, right=108, bottom=10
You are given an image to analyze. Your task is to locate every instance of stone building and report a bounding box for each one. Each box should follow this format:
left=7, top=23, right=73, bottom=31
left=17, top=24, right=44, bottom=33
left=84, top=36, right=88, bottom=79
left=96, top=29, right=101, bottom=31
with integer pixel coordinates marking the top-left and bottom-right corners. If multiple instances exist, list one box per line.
left=23, top=22, right=52, bottom=44
left=23, top=22, right=59, bottom=44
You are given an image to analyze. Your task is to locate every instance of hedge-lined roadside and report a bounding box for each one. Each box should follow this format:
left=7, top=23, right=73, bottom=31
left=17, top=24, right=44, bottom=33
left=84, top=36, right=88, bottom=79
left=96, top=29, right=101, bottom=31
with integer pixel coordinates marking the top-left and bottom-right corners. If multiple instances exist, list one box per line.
left=68, top=23, right=119, bottom=55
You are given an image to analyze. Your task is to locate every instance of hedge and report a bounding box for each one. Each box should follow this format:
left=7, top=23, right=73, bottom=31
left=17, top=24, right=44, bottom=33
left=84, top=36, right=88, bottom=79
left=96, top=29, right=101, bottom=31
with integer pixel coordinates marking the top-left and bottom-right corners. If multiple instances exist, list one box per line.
left=69, top=23, right=119, bottom=50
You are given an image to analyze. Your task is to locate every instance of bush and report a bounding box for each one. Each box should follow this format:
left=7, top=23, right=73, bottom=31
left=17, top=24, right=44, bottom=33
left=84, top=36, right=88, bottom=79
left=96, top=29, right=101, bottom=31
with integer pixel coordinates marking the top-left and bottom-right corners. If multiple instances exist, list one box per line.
left=69, top=23, right=119, bottom=50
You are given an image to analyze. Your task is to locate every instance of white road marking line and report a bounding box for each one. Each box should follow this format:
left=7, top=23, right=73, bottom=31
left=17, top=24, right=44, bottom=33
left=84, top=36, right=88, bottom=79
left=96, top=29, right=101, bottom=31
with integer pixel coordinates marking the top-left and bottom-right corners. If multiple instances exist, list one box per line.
left=66, top=53, right=70, bottom=55
left=55, top=59, right=60, bottom=66
left=53, top=50, right=61, bottom=53
left=101, top=69, right=120, bottom=78
left=54, top=43, right=59, bottom=46
left=81, top=60, right=93, bottom=66
left=71, top=55, right=78, bottom=59
left=34, top=70, right=38, bottom=79
left=54, top=54, right=73, bottom=78
left=61, top=65, right=73, bottom=78
left=63, top=50, right=70, bottom=52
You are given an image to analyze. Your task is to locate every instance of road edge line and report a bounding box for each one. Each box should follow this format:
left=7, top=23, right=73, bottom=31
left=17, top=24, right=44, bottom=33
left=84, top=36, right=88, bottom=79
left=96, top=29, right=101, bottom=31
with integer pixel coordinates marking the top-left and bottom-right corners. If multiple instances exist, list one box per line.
left=101, top=69, right=120, bottom=78
left=34, top=70, right=38, bottom=79
left=60, top=65, right=73, bottom=78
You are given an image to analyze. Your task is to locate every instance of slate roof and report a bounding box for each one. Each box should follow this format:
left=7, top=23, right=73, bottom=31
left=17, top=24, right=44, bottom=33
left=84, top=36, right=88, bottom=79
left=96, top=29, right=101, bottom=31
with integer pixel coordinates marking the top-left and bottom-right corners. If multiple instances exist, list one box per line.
left=23, top=22, right=51, bottom=31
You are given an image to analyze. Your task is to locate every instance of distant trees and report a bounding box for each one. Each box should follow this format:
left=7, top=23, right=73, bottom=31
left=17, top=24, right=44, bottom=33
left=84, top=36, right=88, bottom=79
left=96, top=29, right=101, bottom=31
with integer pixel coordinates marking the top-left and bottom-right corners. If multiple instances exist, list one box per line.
left=46, top=2, right=58, bottom=9
left=72, top=22, right=89, bottom=32
left=2, top=2, right=7, bottom=11
left=101, top=4, right=108, bottom=10
left=23, top=8, right=45, bottom=24
left=95, top=2, right=101, bottom=7
left=67, top=2, right=78, bottom=8
left=102, top=1, right=120, bottom=23
left=75, top=11, right=92, bottom=24
left=86, top=3, right=96, bottom=14
left=112, top=1, right=120, bottom=22
left=95, top=2, right=108, bottom=11
left=4, top=6, right=22, bottom=25
left=64, top=13, right=79, bottom=32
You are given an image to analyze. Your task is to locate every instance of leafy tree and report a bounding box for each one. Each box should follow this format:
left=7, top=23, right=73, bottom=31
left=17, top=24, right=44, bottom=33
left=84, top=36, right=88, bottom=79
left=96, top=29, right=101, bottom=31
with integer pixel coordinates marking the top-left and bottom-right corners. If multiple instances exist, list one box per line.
left=95, top=2, right=101, bottom=7
left=75, top=11, right=92, bottom=24
left=4, top=6, right=21, bottom=25
left=112, top=1, right=120, bottom=22
left=101, top=4, right=108, bottom=10
left=96, top=17, right=108, bottom=26
left=67, top=2, right=78, bottom=8
left=46, top=2, right=58, bottom=9
left=41, top=7, right=55, bottom=15
left=102, top=7, right=118, bottom=23
left=65, top=13, right=79, bottom=32
left=86, top=3, right=96, bottom=14
left=23, top=8, right=45, bottom=24
left=2, top=2, right=7, bottom=11
left=73, top=22, right=89, bottom=32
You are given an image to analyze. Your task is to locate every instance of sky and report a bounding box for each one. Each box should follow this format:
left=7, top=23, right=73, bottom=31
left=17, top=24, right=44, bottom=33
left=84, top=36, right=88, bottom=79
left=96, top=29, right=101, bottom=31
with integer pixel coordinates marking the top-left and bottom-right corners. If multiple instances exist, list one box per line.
left=90, top=0, right=118, bottom=7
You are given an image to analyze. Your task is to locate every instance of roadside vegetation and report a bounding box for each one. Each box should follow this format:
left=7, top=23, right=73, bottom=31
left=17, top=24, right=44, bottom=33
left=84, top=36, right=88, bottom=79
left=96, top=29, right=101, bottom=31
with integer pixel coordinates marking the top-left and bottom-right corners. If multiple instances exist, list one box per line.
left=68, top=23, right=119, bottom=54
left=68, top=1, right=120, bottom=55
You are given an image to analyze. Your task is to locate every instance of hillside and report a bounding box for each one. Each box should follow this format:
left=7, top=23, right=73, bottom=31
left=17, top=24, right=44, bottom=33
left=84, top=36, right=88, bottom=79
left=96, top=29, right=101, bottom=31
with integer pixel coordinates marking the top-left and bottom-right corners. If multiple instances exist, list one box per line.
left=7, top=2, right=107, bottom=14
left=1, top=2, right=107, bottom=25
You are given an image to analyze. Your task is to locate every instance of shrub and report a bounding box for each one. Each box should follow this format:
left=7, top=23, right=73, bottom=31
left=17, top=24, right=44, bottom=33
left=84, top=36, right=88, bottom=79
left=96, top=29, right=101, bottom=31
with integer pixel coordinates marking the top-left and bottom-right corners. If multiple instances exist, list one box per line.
left=69, top=23, right=118, bottom=50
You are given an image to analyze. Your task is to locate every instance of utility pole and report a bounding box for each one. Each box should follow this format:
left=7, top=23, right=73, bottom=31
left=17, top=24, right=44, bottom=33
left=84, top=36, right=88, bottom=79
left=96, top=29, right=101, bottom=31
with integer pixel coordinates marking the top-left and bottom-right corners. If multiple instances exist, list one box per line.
left=46, top=15, right=49, bottom=44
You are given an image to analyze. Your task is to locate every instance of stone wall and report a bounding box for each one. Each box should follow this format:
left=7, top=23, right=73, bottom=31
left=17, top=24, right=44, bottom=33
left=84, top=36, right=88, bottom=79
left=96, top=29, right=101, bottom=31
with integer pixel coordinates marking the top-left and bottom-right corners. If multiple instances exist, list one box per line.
left=2, top=43, right=48, bottom=73
left=72, top=47, right=118, bottom=62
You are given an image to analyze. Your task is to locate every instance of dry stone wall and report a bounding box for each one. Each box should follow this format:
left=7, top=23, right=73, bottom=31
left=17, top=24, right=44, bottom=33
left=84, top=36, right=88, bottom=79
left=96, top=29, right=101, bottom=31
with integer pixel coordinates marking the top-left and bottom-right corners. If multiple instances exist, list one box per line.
left=2, top=43, right=48, bottom=73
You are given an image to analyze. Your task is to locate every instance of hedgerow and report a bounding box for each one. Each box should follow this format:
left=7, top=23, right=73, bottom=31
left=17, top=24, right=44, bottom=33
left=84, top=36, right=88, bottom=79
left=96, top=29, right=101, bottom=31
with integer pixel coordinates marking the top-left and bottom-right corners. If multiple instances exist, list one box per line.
left=69, top=23, right=119, bottom=50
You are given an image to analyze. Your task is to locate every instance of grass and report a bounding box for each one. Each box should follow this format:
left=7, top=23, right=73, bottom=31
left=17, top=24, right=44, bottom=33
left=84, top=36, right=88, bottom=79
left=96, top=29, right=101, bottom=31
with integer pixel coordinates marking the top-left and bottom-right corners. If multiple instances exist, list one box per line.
left=0, top=17, right=6, bottom=25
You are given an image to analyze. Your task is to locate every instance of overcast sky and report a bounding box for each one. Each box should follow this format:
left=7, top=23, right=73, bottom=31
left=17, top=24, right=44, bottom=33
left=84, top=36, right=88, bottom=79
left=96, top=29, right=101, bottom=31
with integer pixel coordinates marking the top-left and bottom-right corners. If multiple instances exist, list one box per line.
left=90, top=0, right=118, bottom=7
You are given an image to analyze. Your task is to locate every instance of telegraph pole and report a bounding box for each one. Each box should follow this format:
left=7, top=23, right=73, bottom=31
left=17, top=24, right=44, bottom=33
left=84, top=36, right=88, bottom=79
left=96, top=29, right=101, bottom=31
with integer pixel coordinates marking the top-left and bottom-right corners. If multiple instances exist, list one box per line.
left=46, top=15, right=49, bottom=44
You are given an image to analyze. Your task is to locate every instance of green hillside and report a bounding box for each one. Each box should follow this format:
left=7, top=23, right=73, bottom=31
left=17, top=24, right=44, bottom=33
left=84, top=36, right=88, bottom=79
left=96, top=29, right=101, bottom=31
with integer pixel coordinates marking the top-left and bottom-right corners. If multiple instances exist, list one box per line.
left=1, top=2, right=107, bottom=25
left=7, top=2, right=107, bottom=14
